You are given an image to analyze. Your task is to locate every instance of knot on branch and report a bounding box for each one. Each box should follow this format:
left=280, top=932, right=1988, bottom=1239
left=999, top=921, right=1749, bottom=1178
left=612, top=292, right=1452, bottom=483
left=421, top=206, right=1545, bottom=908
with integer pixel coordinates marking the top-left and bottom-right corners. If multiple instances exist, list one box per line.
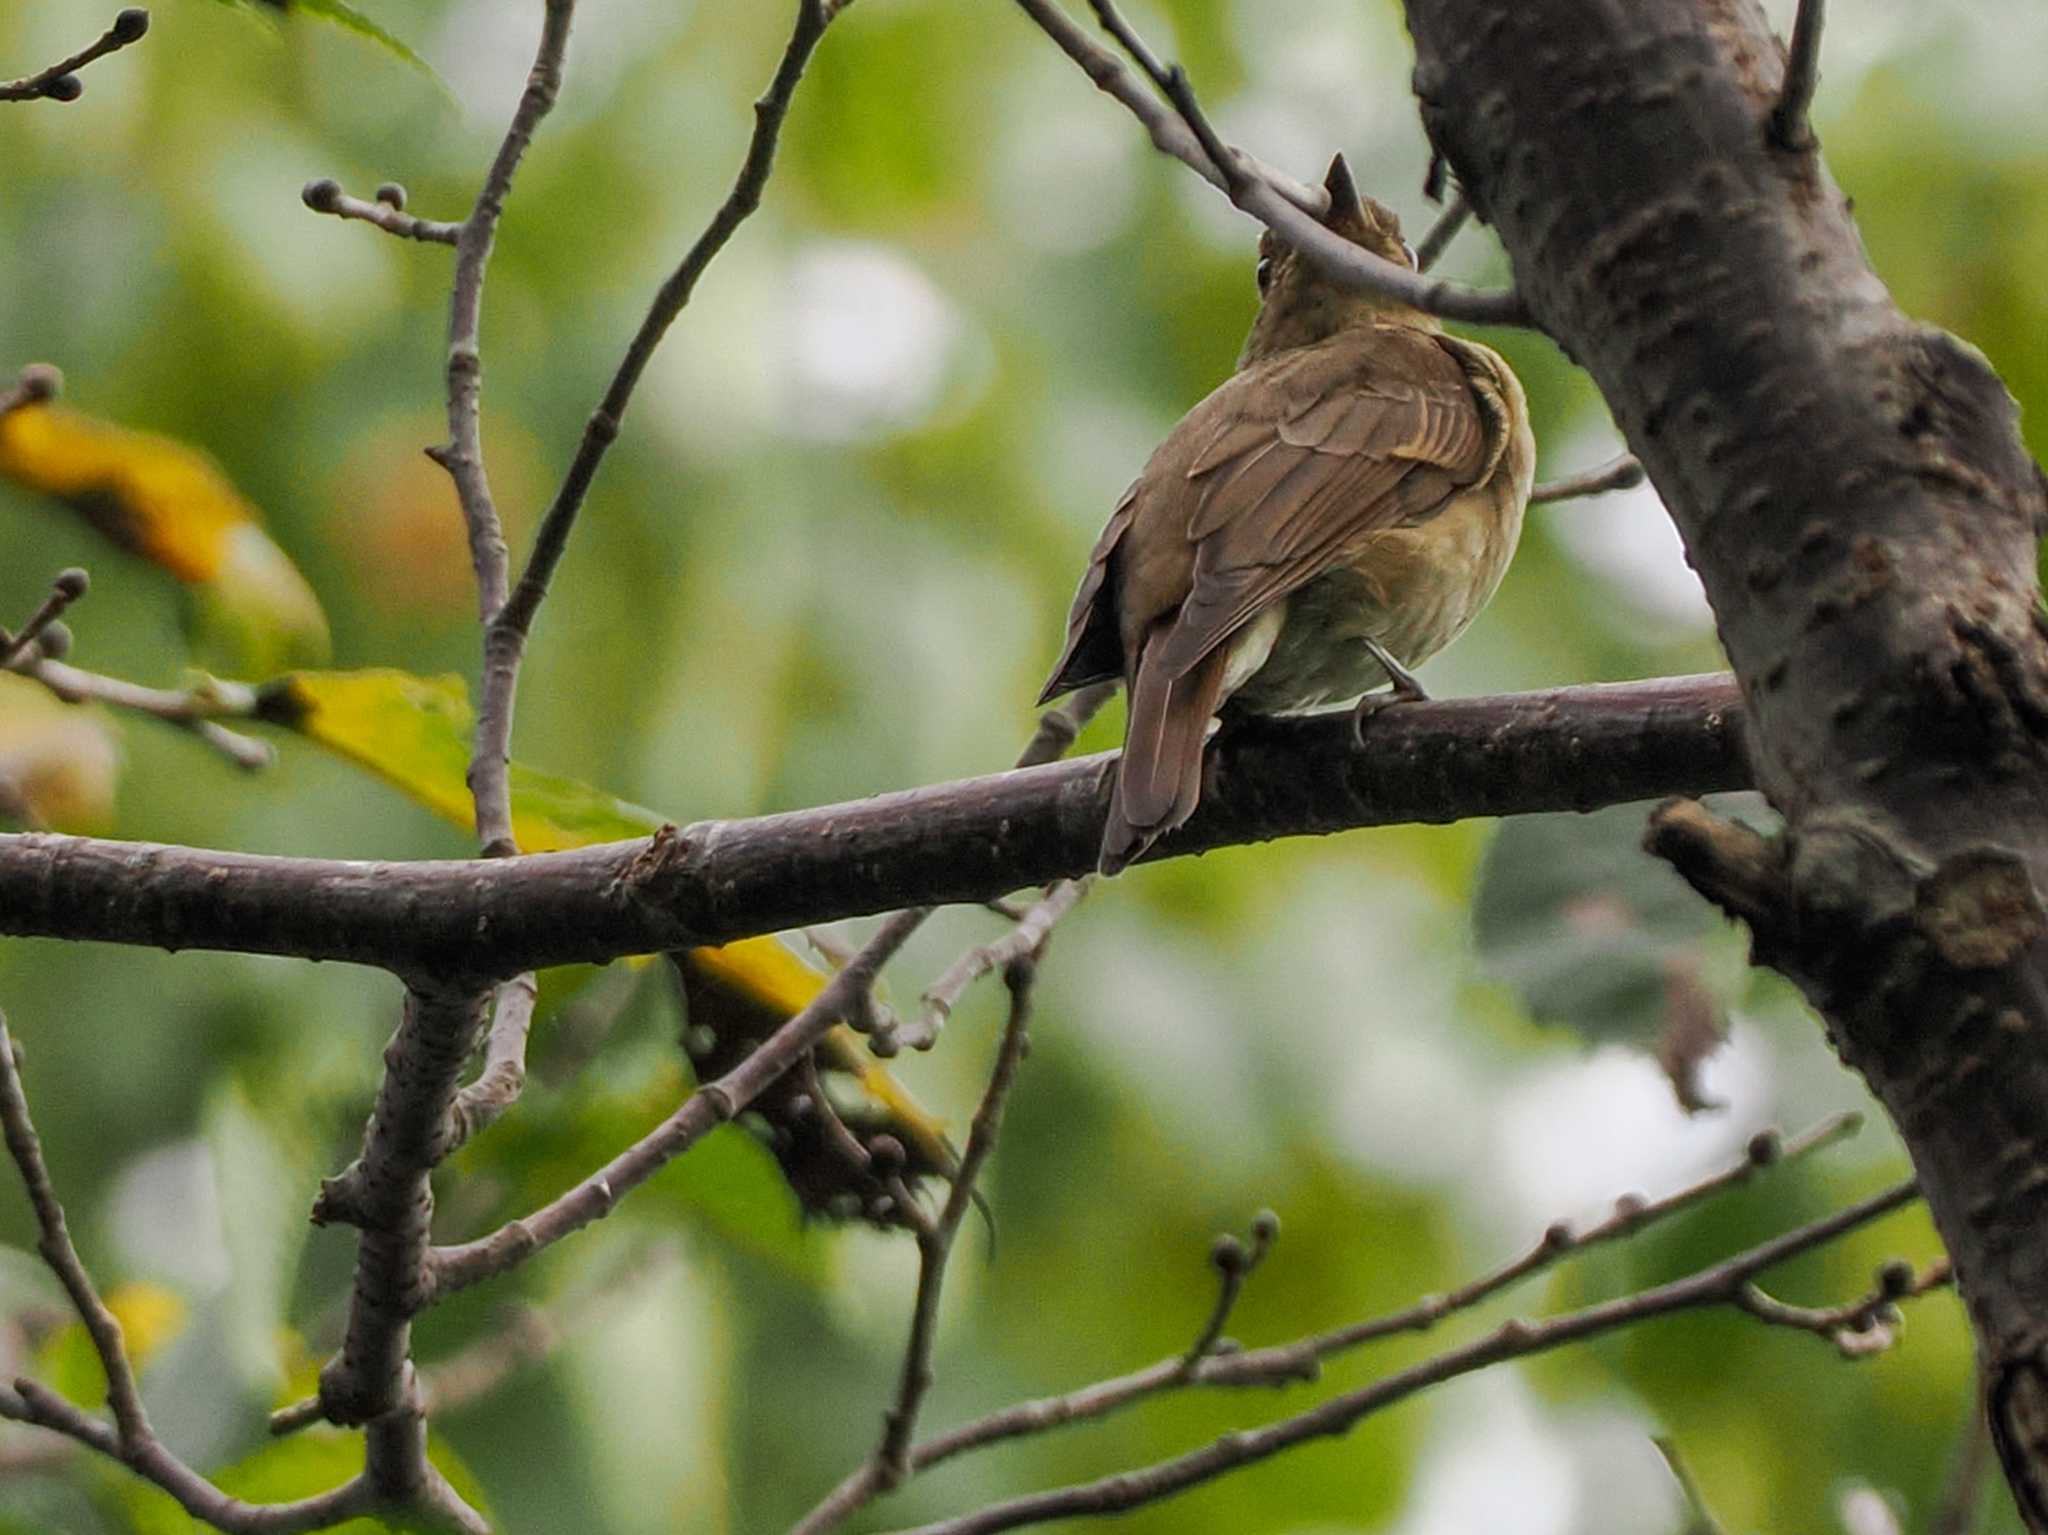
left=312, top=1166, right=370, bottom=1228
left=610, top=823, right=691, bottom=908
left=1644, top=798, right=1788, bottom=933
left=1652, top=801, right=2047, bottom=1018
left=1912, top=846, right=2046, bottom=970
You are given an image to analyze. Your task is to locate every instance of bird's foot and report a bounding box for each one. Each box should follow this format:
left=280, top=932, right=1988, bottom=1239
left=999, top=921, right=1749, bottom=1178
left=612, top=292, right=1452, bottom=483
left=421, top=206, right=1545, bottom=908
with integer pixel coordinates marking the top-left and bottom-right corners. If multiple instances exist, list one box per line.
left=1351, top=640, right=1428, bottom=747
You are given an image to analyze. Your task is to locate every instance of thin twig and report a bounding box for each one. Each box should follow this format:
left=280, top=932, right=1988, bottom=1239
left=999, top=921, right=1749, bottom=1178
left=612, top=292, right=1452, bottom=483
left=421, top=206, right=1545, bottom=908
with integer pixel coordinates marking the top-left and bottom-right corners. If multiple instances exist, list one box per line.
left=1010, top=0, right=1527, bottom=326
left=805, top=926, right=907, bottom=1041
left=1201, top=1117, right=1865, bottom=1384
left=444, top=973, right=539, bottom=1153
left=301, top=179, right=461, bottom=246
left=913, top=879, right=1085, bottom=1049
left=430, top=0, right=578, bottom=856
left=1007, top=0, right=1321, bottom=212
left=882, top=961, right=1038, bottom=1468
left=1180, top=1212, right=1278, bottom=1369
left=0, top=1013, right=389, bottom=1531
left=0, top=568, right=90, bottom=669
left=7, top=650, right=272, bottom=770
left=0, top=8, right=148, bottom=103
left=816, top=1117, right=1865, bottom=1504
left=1769, top=0, right=1825, bottom=151
left=1083, top=0, right=1238, bottom=197
left=0, top=1017, right=148, bottom=1444
left=1736, top=1255, right=1952, bottom=1357
left=1530, top=451, right=1646, bottom=504
left=860, top=681, right=1115, bottom=1057
left=1413, top=193, right=1471, bottom=273
left=471, top=0, right=839, bottom=862
left=793, top=958, right=1041, bottom=1535
left=887, top=1180, right=1924, bottom=1535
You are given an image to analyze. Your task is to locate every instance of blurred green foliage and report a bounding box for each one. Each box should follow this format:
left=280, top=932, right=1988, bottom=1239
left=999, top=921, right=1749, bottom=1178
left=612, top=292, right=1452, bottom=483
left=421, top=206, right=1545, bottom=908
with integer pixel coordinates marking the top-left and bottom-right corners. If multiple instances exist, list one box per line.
left=0, top=0, right=2030, bottom=1531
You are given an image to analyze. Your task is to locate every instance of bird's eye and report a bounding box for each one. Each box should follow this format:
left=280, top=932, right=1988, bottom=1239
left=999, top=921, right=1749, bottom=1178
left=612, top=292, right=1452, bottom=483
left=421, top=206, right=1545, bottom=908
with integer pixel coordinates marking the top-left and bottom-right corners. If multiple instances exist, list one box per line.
left=1255, top=256, right=1274, bottom=293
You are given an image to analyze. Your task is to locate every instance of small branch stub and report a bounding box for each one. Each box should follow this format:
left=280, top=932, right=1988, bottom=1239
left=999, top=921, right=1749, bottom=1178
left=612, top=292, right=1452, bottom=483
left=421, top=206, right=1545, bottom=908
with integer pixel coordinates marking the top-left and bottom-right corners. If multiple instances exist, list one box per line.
left=1769, top=0, right=1826, bottom=151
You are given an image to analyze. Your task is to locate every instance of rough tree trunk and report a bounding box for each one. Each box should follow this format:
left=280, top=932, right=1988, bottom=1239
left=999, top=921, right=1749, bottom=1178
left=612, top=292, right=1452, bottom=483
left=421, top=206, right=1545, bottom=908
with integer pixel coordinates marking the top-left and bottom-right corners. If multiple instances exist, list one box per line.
left=1401, top=0, right=2048, bottom=1520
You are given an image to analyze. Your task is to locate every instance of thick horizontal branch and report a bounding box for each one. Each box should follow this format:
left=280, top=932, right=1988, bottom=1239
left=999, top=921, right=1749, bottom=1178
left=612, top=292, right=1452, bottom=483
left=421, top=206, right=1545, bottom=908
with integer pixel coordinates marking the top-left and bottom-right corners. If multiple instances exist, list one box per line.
left=0, top=674, right=1746, bottom=976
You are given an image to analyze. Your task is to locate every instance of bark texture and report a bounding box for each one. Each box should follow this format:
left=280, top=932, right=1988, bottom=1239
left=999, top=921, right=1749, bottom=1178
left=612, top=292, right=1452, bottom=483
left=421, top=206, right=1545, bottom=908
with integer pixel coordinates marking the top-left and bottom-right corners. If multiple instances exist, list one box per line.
left=0, top=675, right=1741, bottom=975
left=1401, top=0, right=2048, bottom=1519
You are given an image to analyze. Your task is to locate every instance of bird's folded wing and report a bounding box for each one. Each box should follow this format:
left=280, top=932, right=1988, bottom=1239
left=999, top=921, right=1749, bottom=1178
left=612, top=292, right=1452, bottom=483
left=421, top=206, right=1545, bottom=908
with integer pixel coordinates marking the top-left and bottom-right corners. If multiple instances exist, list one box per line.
left=1037, top=480, right=1140, bottom=703
left=1152, top=331, right=1495, bottom=683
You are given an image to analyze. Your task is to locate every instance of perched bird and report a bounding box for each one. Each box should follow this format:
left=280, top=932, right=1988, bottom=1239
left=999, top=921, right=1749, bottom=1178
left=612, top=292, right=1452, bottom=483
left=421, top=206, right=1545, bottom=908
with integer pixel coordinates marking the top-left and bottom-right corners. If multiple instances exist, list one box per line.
left=1039, top=155, right=1535, bottom=875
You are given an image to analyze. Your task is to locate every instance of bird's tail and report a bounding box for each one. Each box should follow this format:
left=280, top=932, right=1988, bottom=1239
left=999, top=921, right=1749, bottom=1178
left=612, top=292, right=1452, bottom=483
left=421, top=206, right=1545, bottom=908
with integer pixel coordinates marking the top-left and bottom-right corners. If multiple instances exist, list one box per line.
left=1100, top=642, right=1227, bottom=876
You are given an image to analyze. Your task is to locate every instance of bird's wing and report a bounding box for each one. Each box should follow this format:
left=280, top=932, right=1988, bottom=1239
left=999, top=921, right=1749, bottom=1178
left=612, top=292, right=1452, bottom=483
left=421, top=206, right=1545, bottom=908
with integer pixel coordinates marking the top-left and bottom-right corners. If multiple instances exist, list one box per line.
left=1037, top=480, right=1140, bottom=704
left=1150, top=329, right=1496, bottom=683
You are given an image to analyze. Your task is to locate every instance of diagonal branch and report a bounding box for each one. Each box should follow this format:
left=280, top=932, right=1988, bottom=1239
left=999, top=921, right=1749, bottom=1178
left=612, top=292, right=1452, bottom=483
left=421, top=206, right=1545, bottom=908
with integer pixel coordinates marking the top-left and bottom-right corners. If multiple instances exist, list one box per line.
left=792, top=956, right=1041, bottom=1535
left=914, top=879, right=1085, bottom=1049
left=1010, top=0, right=1527, bottom=326
left=887, top=1179, right=1924, bottom=1535
left=0, top=673, right=1751, bottom=973
left=1412, top=192, right=1472, bottom=272
left=0, top=1018, right=148, bottom=1445
left=8, top=648, right=273, bottom=770
left=0, top=1012, right=386, bottom=1532
left=834, top=1115, right=1862, bottom=1500
left=426, top=911, right=921, bottom=1295
left=882, top=959, right=1037, bottom=1464
left=1768, top=0, right=1826, bottom=151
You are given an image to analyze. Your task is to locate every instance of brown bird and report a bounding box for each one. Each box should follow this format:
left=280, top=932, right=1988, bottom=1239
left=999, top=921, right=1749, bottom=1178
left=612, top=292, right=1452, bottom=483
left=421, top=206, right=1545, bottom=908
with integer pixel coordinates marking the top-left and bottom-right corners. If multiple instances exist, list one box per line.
left=1039, top=155, right=1535, bottom=875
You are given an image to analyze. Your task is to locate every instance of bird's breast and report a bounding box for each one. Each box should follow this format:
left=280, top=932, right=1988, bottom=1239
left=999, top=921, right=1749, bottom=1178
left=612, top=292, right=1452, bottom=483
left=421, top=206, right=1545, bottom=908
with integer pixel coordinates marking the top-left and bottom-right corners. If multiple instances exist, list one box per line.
left=1225, top=479, right=1524, bottom=716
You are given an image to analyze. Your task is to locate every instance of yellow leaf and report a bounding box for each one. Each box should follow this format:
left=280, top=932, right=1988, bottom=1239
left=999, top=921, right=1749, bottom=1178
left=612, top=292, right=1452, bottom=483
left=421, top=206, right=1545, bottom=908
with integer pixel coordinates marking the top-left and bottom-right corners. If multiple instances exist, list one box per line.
left=0, top=403, right=329, bottom=676
left=31, top=1283, right=187, bottom=1410
left=260, top=668, right=664, bottom=852
left=0, top=672, right=120, bottom=831
left=105, top=1281, right=187, bottom=1367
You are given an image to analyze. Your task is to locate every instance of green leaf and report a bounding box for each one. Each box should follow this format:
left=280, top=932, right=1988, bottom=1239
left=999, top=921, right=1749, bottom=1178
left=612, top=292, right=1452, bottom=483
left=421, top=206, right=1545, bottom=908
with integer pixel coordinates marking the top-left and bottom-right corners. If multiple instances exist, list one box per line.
left=121, top=1422, right=491, bottom=1534
left=454, top=1052, right=830, bottom=1285
left=198, top=0, right=446, bottom=91
left=1472, top=799, right=1755, bottom=1101
left=203, top=1080, right=317, bottom=1393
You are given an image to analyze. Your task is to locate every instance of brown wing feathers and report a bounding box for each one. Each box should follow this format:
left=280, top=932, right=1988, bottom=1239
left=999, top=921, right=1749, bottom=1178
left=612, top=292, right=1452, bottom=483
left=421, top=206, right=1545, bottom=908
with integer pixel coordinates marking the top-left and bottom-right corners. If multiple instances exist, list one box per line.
left=1036, top=486, right=1138, bottom=703
left=1039, top=329, right=1498, bottom=873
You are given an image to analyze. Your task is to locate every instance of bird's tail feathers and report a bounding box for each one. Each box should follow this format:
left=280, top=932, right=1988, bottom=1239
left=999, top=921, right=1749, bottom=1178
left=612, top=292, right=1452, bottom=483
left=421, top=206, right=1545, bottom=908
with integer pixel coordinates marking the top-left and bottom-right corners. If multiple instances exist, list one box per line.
left=1099, top=644, right=1227, bottom=875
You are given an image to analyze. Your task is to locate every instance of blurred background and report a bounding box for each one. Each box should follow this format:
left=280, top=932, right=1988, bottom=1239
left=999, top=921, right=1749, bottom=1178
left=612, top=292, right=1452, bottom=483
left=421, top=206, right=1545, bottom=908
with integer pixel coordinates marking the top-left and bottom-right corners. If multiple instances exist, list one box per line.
left=0, top=0, right=2039, bottom=1530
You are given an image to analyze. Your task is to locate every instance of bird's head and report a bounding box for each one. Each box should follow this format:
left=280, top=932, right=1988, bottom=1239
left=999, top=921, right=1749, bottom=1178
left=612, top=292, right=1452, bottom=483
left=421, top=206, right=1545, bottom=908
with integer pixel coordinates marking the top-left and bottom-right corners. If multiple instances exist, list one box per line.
left=1240, top=154, right=1422, bottom=364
